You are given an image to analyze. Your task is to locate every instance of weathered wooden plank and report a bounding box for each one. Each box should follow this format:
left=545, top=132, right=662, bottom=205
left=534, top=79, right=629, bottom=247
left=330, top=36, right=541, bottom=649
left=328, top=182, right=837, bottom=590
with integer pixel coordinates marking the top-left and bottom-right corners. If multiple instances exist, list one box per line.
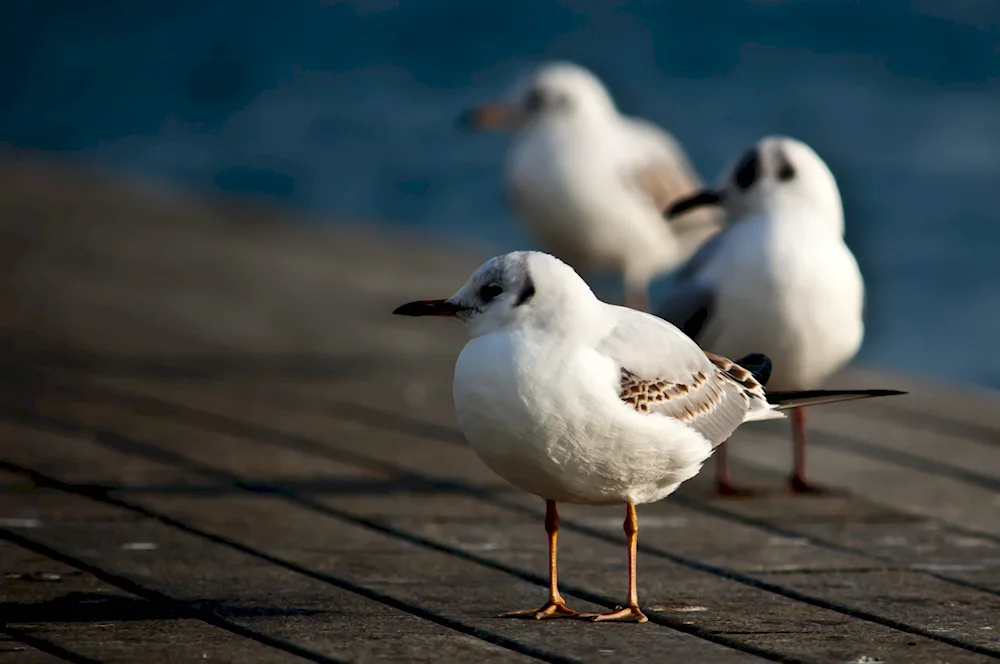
left=3, top=154, right=1000, bottom=664
left=66, top=371, right=1000, bottom=558
left=0, top=154, right=479, bottom=362
left=726, top=426, right=1000, bottom=537
left=0, top=534, right=316, bottom=664
left=806, top=406, right=999, bottom=476
left=8, top=390, right=1000, bottom=663
left=0, top=430, right=765, bottom=664
left=181, top=353, right=999, bottom=542
left=832, top=367, right=1000, bottom=436
left=122, top=392, right=998, bottom=655
left=31, top=370, right=1000, bottom=602
left=0, top=464, right=552, bottom=664
left=66, top=346, right=1000, bottom=542
left=0, top=630, right=76, bottom=664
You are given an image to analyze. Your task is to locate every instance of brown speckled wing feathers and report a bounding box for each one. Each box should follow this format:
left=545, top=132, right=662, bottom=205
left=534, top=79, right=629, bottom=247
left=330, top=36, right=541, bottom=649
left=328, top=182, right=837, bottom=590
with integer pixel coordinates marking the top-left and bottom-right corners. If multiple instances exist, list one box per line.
left=618, top=353, right=766, bottom=446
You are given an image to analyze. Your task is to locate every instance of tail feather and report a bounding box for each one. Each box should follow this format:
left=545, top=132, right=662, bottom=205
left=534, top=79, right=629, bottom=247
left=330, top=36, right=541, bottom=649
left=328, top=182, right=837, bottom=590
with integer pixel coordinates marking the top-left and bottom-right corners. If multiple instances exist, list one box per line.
left=765, top=389, right=907, bottom=410
left=728, top=351, right=907, bottom=413
left=743, top=406, right=787, bottom=423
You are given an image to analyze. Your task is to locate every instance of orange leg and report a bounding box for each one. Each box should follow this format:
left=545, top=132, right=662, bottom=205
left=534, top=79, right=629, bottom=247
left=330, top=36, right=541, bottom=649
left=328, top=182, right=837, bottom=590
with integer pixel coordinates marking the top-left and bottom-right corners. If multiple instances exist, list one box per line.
left=499, top=500, right=577, bottom=619
left=580, top=503, right=648, bottom=623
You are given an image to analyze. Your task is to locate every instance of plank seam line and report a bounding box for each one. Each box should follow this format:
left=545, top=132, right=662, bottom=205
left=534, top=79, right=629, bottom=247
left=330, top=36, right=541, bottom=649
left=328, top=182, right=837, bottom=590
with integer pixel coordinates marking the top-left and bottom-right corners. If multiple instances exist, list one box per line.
left=307, top=389, right=1000, bottom=494
left=315, top=390, right=1000, bottom=490
left=0, top=529, right=346, bottom=664
left=52, top=380, right=1000, bottom=535
left=64, top=395, right=1000, bottom=659
left=867, top=402, right=1000, bottom=447
left=713, top=451, right=1000, bottom=550
left=18, top=378, right=1000, bottom=500
left=30, top=387, right=1000, bottom=595
left=668, top=494, right=1000, bottom=598
left=6, top=402, right=999, bottom=658
left=0, top=626, right=102, bottom=664
left=4, top=408, right=998, bottom=660
left=806, top=430, right=1000, bottom=492
left=0, top=462, right=586, bottom=664
left=262, top=389, right=1000, bottom=573
left=0, top=457, right=798, bottom=664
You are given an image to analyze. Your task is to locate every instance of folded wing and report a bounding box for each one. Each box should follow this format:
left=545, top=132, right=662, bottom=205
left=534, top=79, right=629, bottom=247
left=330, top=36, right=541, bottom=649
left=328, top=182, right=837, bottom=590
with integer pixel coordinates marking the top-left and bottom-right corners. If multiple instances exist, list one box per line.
left=596, top=306, right=780, bottom=448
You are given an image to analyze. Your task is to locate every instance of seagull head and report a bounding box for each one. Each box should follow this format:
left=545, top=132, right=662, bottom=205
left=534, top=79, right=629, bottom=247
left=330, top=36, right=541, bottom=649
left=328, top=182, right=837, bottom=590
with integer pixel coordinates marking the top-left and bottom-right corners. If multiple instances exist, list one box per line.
left=393, top=251, right=600, bottom=338
left=458, top=61, right=617, bottom=133
left=665, top=136, right=844, bottom=235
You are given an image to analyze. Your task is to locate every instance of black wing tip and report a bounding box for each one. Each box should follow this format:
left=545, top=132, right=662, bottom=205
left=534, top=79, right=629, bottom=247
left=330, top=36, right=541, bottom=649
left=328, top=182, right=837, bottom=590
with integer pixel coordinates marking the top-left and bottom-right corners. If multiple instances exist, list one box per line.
left=811, top=389, right=909, bottom=398
left=863, top=389, right=908, bottom=397
left=768, top=388, right=909, bottom=398
left=734, top=352, right=772, bottom=387
left=735, top=352, right=772, bottom=367
left=765, top=388, right=909, bottom=409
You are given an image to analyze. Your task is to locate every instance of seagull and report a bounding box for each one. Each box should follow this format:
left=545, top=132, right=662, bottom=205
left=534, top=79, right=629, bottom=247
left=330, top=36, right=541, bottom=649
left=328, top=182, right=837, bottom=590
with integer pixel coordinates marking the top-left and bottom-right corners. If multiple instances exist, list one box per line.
left=393, top=250, right=902, bottom=622
left=460, top=61, right=722, bottom=312
left=659, top=136, right=865, bottom=496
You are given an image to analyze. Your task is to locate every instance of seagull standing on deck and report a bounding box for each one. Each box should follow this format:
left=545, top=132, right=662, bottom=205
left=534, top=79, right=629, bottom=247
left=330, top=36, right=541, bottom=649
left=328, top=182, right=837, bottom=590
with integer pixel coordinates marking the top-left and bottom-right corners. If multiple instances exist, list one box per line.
left=660, top=136, right=865, bottom=496
left=393, top=251, right=901, bottom=621
left=460, top=61, right=723, bottom=312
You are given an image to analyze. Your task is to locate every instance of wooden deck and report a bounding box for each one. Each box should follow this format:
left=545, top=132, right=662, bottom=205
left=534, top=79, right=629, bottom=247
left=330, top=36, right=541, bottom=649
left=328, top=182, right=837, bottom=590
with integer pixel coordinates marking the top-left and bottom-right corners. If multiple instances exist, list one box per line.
left=1, top=154, right=1000, bottom=663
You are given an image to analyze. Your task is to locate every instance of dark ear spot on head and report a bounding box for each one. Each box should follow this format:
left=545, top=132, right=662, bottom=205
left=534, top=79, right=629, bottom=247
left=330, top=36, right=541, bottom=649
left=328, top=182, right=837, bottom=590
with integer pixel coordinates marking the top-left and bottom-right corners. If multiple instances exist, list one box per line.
left=523, top=88, right=545, bottom=113
left=776, top=150, right=796, bottom=181
left=733, top=148, right=760, bottom=190
left=514, top=277, right=535, bottom=307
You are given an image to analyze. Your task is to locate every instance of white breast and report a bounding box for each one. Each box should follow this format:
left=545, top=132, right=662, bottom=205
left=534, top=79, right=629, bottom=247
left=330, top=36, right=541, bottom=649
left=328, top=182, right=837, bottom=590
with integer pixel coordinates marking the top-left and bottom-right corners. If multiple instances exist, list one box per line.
left=699, top=217, right=865, bottom=390
left=452, top=330, right=714, bottom=505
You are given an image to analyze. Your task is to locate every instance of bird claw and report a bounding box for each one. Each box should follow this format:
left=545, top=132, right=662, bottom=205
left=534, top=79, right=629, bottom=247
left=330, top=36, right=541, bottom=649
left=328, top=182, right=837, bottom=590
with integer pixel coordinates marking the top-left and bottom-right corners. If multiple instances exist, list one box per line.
left=788, top=476, right=834, bottom=495
left=499, top=599, right=578, bottom=620
left=714, top=479, right=763, bottom=497
left=579, top=605, right=648, bottom=623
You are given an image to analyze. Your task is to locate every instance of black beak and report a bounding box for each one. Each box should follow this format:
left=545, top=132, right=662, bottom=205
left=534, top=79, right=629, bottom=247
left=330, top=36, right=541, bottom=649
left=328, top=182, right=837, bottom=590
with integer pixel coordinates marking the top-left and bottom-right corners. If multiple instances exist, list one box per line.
left=392, top=299, right=462, bottom=317
left=665, top=189, right=723, bottom=219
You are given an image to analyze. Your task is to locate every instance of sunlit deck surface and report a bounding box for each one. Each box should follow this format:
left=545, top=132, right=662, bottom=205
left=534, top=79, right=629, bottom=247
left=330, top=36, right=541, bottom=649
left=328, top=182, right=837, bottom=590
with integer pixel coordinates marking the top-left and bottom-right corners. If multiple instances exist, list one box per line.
left=2, top=154, right=999, bottom=664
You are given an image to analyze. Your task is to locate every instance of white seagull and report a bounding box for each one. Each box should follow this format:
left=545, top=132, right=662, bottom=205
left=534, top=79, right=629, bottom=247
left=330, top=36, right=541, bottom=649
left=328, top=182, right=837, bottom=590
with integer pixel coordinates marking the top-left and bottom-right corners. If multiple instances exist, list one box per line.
left=393, top=250, right=902, bottom=622
left=461, top=61, right=722, bottom=312
left=659, top=136, right=865, bottom=496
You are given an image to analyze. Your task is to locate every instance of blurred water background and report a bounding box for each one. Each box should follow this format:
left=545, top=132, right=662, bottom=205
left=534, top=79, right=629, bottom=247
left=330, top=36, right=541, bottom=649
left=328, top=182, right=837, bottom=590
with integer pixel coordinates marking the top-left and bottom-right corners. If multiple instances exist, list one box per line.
left=3, top=0, right=1000, bottom=389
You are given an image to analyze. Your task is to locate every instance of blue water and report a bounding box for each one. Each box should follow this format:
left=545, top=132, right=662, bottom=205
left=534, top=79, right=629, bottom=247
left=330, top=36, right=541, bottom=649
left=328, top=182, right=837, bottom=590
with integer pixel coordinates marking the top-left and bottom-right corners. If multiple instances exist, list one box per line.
left=4, top=1, right=1000, bottom=389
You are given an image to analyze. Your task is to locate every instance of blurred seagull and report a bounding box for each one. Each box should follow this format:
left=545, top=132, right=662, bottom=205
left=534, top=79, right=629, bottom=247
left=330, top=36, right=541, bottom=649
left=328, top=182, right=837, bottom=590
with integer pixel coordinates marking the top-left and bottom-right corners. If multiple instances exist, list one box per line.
left=460, top=61, right=722, bottom=311
left=394, top=250, right=901, bottom=621
left=660, top=136, right=865, bottom=495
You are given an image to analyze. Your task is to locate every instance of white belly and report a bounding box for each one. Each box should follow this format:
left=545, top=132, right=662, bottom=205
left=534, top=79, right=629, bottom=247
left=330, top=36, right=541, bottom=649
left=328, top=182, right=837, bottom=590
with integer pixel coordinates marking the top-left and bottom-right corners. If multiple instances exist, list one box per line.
left=452, top=332, right=713, bottom=505
left=701, top=224, right=865, bottom=390
left=504, top=135, right=680, bottom=281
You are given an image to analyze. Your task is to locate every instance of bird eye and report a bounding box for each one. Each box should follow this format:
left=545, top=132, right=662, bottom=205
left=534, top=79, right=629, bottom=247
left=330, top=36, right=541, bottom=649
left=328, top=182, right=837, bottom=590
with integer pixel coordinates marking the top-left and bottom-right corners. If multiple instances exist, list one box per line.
left=479, top=283, right=504, bottom=302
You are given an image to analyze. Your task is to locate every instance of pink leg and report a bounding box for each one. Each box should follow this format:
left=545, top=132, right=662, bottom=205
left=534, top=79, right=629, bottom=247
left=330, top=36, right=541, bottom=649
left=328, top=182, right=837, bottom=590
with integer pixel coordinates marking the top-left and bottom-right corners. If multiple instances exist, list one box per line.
left=713, top=441, right=760, bottom=497
left=623, top=281, right=649, bottom=313
left=789, top=408, right=828, bottom=494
